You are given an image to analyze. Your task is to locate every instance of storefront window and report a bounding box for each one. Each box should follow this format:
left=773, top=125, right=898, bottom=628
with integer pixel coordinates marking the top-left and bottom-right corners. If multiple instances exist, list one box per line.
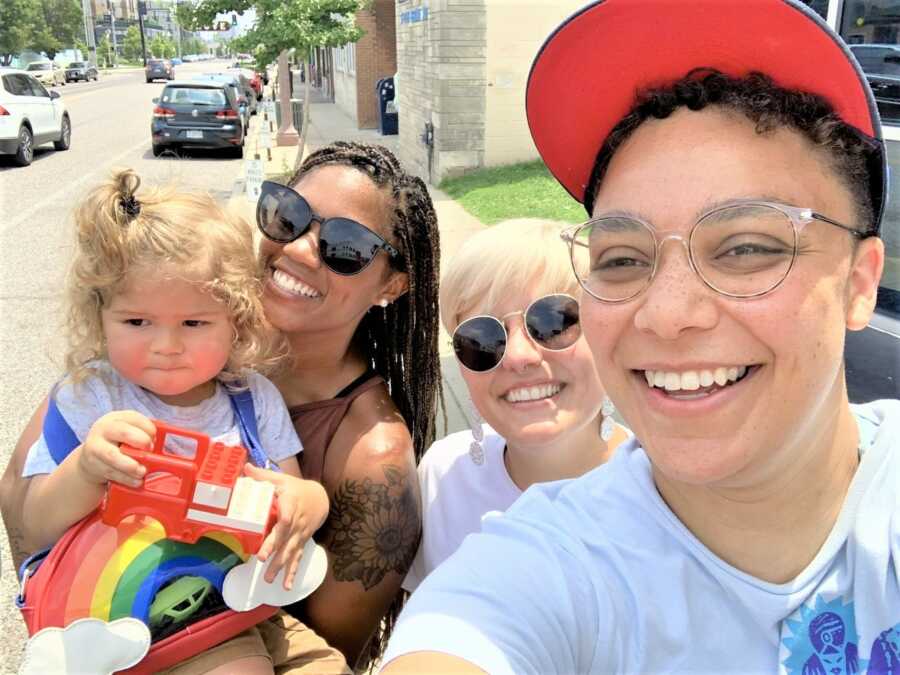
left=839, top=1, right=900, bottom=315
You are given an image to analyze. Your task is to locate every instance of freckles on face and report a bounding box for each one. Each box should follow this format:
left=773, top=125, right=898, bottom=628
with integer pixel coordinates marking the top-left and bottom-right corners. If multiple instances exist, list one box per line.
left=580, top=107, right=859, bottom=486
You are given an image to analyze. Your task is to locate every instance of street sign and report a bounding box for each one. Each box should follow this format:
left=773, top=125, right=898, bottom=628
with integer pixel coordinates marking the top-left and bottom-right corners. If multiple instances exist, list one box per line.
left=258, top=126, right=272, bottom=149
left=245, top=159, right=263, bottom=200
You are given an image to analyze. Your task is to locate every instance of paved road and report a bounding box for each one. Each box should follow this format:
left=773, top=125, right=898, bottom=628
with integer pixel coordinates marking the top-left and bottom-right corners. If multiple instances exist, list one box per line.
left=0, top=60, right=247, bottom=669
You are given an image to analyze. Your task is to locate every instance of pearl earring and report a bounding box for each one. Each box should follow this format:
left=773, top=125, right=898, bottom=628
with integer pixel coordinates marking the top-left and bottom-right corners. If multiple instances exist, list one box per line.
left=379, top=299, right=389, bottom=308
left=600, top=396, right=616, bottom=442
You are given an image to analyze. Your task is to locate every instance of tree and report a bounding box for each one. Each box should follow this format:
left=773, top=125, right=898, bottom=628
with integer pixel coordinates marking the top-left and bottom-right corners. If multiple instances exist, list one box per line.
left=0, top=0, right=83, bottom=63
left=0, top=0, right=40, bottom=65
left=97, top=33, right=113, bottom=67
left=182, top=35, right=205, bottom=56
left=33, top=0, right=84, bottom=60
left=177, top=0, right=367, bottom=164
left=122, top=25, right=142, bottom=62
left=74, top=37, right=87, bottom=60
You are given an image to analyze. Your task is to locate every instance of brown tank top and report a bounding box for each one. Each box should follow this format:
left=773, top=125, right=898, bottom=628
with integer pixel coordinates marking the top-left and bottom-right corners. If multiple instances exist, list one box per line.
left=288, top=370, right=384, bottom=482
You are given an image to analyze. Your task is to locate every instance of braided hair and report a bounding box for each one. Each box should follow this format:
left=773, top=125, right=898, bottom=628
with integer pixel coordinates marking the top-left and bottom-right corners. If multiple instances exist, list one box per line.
left=288, top=141, right=442, bottom=668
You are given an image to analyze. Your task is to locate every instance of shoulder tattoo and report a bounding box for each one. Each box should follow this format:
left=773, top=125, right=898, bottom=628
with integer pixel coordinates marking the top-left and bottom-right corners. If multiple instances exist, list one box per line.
left=321, top=464, right=421, bottom=591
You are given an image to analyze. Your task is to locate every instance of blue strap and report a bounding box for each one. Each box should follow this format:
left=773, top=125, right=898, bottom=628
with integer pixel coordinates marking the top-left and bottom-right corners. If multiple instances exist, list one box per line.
left=42, top=380, right=274, bottom=470
left=44, top=388, right=80, bottom=465
left=227, top=387, right=274, bottom=470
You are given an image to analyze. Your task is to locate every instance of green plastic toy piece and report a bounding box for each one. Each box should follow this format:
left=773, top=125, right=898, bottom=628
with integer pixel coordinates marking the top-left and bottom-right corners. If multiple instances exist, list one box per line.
left=148, top=576, right=212, bottom=627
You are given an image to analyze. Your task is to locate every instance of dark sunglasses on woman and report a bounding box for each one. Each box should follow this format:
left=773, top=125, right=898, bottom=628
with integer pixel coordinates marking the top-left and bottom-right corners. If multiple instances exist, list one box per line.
left=452, top=293, right=581, bottom=373
left=256, top=180, right=403, bottom=275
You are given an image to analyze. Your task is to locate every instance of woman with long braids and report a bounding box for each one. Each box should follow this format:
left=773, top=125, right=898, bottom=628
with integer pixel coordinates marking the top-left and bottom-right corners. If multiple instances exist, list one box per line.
left=257, top=141, right=442, bottom=671
left=1, top=141, right=442, bottom=673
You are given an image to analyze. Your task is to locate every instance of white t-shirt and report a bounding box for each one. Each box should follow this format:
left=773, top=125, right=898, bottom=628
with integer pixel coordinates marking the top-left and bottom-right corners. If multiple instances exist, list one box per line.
left=404, top=422, right=630, bottom=593
left=403, top=424, right=519, bottom=592
left=23, top=360, right=303, bottom=477
left=382, top=401, right=900, bottom=675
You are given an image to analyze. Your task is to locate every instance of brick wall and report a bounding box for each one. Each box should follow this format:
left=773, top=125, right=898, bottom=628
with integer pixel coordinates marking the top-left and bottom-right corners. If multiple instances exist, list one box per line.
left=353, top=1, right=398, bottom=129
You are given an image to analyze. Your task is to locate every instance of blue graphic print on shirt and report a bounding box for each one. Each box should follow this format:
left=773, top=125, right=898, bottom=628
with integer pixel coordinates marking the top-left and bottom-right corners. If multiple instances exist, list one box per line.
left=782, top=597, right=900, bottom=674
left=868, top=625, right=900, bottom=674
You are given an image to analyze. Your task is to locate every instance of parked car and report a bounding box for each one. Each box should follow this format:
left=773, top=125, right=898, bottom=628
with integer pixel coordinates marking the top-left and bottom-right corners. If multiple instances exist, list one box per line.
left=151, top=80, right=243, bottom=158
left=146, top=58, right=175, bottom=83
left=0, top=68, right=71, bottom=166
left=839, top=43, right=900, bottom=401
left=170, top=57, right=183, bottom=66
left=25, top=61, right=65, bottom=87
left=191, top=73, right=252, bottom=131
left=248, top=71, right=263, bottom=100
left=214, top=70, right=258, bottom=115
left=65, top=61, right=99, bottom=82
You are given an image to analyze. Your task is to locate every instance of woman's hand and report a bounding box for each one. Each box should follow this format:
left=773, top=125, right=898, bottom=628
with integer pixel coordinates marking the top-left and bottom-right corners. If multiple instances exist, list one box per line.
left=244, top=463, right=330, bottom=590
left=77, top=411, right=154, bottom=487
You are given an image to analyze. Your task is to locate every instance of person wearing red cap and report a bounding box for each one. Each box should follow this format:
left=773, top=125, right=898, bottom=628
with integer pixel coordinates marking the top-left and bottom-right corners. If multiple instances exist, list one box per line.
left=379, top=1, right=899, bottom=673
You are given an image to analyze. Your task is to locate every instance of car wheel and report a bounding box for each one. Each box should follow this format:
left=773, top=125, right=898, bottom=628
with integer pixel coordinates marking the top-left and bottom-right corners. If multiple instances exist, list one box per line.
left=13, top=126, right=33, bottom=167
left=146, top=78, right=152, bottom=83
left=152, top=144, right=165, bottom=157
left=230, top=144, right=244, bottom=159
left=54, top=116, right=71, bottom=151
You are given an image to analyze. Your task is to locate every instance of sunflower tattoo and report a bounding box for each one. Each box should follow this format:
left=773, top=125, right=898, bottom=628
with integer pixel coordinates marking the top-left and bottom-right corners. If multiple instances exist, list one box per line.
left=322, top=465, right=421, bottom=590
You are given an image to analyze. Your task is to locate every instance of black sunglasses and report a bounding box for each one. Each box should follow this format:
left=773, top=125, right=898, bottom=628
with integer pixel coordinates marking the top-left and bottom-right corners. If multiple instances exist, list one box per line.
left=257, top=181, right=403, bottom=276
left=452, top=294, right=581, bottom=373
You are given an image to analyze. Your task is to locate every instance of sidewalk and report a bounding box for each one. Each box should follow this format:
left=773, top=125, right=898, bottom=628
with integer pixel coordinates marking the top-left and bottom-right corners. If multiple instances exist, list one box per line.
left=234, top=82, right=487, bottom=440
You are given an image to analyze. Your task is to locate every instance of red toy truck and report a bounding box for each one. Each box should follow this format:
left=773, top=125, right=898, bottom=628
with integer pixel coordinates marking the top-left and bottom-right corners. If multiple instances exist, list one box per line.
left=101, top=421, right=278, bottom=554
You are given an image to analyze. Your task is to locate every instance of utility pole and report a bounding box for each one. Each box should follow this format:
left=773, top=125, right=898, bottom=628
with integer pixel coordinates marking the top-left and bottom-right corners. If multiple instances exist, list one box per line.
left=137, top=0, right=148, bottom=65
left=81, top=0, right=97, bottom=66
left=108, top=1, right=118, bottom=66
left=175, top=0, right=182, bottom=58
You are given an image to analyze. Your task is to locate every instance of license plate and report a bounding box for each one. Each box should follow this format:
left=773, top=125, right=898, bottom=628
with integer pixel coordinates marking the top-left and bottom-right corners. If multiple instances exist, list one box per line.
left=185, top=130, right=203, bottom=139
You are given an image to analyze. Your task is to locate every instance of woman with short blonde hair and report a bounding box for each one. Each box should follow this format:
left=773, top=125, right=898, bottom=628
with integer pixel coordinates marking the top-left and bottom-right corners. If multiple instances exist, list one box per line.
left=404, top=218, right=628, bottom=592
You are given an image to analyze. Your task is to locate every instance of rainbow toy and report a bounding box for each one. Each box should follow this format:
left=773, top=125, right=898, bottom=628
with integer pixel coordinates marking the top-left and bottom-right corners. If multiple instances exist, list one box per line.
left=19, top=423, right=329, bottom=675
left=37, top=512, right=250, bottom=628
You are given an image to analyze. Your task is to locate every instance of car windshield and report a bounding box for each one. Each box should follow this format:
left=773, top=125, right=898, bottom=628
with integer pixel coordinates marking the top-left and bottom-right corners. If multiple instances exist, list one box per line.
left=161, top=87, right=227, bottom=106
left=27, top=63, right=51, bottom=71
left=69, top=62, right=86, bottom=68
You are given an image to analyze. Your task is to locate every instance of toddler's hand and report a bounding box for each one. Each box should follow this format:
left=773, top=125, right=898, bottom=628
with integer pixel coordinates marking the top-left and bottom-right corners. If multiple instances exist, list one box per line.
left=78, top=411, right=155, bottom=487
left=243, top=464, right=329, bottom=590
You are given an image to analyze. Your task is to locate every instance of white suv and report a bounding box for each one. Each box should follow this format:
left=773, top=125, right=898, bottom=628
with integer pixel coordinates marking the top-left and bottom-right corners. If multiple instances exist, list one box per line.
left=0, top=69, right=71, bottom=166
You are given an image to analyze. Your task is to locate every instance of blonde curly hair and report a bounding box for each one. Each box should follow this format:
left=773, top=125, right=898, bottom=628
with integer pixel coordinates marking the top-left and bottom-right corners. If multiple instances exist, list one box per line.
left=65, top=168, right=285, bottom=384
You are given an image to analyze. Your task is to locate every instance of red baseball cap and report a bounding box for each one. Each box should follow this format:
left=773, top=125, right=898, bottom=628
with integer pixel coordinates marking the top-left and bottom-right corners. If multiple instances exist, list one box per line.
left=526, top=0, right=887, bottom=231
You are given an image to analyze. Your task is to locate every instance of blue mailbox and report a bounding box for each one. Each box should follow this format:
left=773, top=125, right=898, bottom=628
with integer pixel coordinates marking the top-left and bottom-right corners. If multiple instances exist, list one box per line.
left=376, top=77, right=398, bottom=135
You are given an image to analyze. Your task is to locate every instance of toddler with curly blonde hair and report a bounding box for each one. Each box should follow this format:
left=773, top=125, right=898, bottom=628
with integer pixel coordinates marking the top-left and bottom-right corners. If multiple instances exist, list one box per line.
left=20, top=168, right=328, bottom=613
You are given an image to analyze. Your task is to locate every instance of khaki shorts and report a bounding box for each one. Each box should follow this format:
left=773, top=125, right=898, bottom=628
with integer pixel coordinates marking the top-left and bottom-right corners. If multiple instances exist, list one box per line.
left=160, top=611, right=352, bottom=675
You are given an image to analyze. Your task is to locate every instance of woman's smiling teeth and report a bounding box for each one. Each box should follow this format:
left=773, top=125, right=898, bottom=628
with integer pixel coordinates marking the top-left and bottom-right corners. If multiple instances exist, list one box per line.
left=273, top=269, right=322, bottom=298
left=643, top=366, right=749, bottom=393
left=504, top=383, right=562, bottom=403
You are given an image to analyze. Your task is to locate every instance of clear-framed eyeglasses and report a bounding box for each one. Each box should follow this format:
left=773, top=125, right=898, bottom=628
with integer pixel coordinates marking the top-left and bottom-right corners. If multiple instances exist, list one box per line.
left=560, top=200, right=867, bottom=303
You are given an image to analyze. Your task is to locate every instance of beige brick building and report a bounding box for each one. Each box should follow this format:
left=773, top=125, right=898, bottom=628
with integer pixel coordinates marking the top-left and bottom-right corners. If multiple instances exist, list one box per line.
left=394, top=0, right=586, bottom=184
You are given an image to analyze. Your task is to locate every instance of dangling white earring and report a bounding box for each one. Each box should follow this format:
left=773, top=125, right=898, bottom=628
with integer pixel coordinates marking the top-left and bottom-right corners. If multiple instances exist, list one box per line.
left=379, top=299, right=389, bottom=308
left=468, top=400, right=485, bottom=465
left=600, top=396, right=616, bottom=442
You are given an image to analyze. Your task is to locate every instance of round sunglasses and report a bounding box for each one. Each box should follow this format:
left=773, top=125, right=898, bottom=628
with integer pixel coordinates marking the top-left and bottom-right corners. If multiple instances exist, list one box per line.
left=452, top=294, right=581, bottom=373
left=257, top=180, right=403, bottom=276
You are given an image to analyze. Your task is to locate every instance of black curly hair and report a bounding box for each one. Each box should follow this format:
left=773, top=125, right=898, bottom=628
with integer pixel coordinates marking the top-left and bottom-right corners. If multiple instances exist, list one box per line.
left=288, top=141, right=442, bottom=669
left=585, top=69, right=882, bottom=235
